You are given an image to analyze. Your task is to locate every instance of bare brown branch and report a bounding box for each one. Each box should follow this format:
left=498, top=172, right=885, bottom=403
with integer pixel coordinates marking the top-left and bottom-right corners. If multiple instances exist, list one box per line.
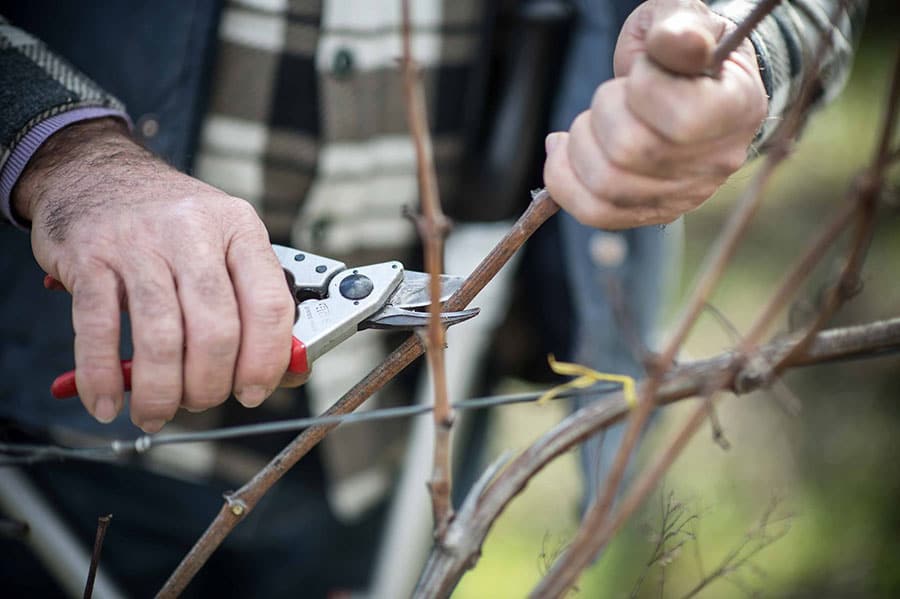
left=400, top=0, right=455, bottom=537
left=680, top=497, right=792, bottom=599
left=414, top=316, right=900, bottom=596
left=531, top=5, right=865, bottom=596
left=83, top=514, right=111, bottom=599
left=158, top=190, right=559, bottom=597
left=709, top=0, right=782, bottom=73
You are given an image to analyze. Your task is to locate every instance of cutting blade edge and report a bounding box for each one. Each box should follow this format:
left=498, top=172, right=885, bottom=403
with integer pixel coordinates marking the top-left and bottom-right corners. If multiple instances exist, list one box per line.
left=361, top=306, right=480, bottom=331
left=388, top=271, right=466, bottom=310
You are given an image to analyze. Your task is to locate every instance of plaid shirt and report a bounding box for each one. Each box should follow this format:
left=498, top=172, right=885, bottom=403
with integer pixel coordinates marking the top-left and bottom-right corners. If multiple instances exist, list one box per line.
left=0, top=0, right=865, bottom=517
left=194, top=0, right=483, bottom=261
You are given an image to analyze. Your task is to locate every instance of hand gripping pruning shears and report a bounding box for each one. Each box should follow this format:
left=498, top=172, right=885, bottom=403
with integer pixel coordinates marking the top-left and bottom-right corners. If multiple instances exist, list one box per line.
left=49, top=245, right=479, bottom=399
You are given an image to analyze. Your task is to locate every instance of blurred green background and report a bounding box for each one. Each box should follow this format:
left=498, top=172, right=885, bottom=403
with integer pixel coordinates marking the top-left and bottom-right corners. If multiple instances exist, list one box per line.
left=453, top=15, right=900, bottom=599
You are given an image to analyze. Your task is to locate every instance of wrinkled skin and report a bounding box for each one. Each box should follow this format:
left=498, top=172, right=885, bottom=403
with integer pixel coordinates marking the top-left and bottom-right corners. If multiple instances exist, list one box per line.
left=544, top=0, right=768, bottom=229
left=13, top=118, right=304, bottom=433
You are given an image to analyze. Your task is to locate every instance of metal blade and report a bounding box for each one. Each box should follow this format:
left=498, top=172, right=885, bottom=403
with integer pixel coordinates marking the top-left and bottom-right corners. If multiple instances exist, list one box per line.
left=361, top=306, right=480, bottom=330
left=388, top=271, right=466, bottom=310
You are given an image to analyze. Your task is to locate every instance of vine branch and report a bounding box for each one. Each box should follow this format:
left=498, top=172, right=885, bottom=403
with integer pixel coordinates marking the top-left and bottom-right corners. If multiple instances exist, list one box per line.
left=158, top=191, right=559, bottom=596
left=400, top=0, right=455, bottom=538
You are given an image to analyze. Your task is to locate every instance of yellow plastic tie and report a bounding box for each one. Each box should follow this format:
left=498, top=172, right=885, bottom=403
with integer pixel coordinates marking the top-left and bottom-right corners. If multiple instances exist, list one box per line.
left=537, top=355, right=637, bottom=408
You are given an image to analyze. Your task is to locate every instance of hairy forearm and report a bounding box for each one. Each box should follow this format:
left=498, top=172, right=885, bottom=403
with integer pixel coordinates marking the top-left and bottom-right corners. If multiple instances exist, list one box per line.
left=14, top=118, right=181, bottom=241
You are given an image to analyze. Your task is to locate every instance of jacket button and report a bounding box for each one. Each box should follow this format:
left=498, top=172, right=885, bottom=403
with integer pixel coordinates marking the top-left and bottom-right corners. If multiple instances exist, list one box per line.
left=332, top=47, right=355, bottom=79
left=137, top=114, right=160, bottom=139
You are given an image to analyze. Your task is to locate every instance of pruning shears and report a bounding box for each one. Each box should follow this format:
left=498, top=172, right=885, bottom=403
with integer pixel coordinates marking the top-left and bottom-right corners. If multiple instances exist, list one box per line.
left=49, top=245, right=479, bottom=399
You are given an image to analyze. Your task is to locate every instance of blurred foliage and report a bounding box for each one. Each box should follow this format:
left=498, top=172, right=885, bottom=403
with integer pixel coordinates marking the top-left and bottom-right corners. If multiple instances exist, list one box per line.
left=454, top=22, right=899, bottom=599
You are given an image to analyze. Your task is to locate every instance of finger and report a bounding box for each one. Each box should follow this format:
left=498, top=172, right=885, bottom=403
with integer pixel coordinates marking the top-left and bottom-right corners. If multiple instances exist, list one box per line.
left=626, top=54, right=766, bottom=145
left=174, top=243, right=240, bottom=412
left=124, top=258, right=184, bottom=432
left=280, top=370, right=310, bottom=388
left=591, top=80, right=748, bottom=179
left=545, top=132, right=682, bottom=229
left=226, top=207, right=294, bottom=407
left=567, top=110, right=717, bottom=206
left=645, top=3, right=721, bottom=76
left=71, top=266, right=124, bottom=424
left=614, top=0, right=722, bottom=77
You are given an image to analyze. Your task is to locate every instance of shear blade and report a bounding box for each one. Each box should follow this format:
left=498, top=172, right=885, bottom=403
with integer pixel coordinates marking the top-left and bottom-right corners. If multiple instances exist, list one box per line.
left=361, top=306, right=480, bottom=330
left=389, top=272, right=466, bottom=310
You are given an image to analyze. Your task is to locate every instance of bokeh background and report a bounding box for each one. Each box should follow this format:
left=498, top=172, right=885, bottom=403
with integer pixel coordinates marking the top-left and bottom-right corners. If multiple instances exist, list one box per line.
left=454, top=10, right=900, bottom=599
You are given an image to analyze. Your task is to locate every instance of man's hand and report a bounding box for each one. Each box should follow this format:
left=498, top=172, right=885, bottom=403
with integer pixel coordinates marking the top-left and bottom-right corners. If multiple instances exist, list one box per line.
left=13, top=118, right=296, bottom=432
left=543, top=0, right=768, bottom=229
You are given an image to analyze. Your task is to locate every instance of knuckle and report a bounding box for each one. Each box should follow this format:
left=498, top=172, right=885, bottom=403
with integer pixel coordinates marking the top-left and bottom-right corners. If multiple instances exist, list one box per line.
left=569, top=195, right=607, bottom=229
left=664, top=108, right=704, bottom=144
left=129, top=280, right=175, bottom=319
left=250, top=290, right=295, bottom=329
left=193, top=321, right=241, bottom=358
left=572, top=149, right=613, bottom=199
left=604, top=123, right=644, bottom=168
left=230, top=197, right=265, bottom=228
left=76, top=363, right=121, bottom=389
left=74, top=312, right=118, bottom=342
left=718, top=150, right=747, bottom=175
left=141, top=327, right=183, bottom=365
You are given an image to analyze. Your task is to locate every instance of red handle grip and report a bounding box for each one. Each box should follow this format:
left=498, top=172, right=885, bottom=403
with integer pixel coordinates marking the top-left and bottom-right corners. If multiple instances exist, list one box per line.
left=50, top=341, right=307, bottom=399
left=289, top=336, right=309, bottom=374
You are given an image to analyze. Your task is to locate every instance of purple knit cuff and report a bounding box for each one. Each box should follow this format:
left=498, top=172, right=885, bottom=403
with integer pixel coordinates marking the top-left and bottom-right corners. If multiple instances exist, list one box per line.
left=1, top=107, right=131, bottom=229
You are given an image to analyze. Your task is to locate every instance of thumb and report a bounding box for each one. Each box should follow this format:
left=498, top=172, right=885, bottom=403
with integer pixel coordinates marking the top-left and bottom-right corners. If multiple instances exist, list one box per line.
left=645, top=4, right=721, bottom=76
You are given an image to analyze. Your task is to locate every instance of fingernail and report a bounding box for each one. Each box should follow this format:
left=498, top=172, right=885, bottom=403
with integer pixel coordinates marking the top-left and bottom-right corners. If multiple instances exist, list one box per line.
left=545, top=132, right=564, bottom=154
left=237, top=386, right=269, bottom=408
left=94, top=396, right=117, bottom=423
left=142, top=419, right=166, bottom=434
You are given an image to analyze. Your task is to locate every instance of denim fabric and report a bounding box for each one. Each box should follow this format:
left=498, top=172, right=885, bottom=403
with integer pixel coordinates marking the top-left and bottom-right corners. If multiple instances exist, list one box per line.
left=549, top=0, right=680, bottom=510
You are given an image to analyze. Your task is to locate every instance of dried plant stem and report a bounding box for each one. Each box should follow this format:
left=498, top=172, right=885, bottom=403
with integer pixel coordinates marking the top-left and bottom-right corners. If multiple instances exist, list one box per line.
left=709, top=0, right=781, bottom=72
left=415, top=316, right=900, bottom=597
left=533, top=5, right=856, bottom=596
left=158, top=191, right=559, bottom=597
left=400, top=0, right=455, bottom=537
left=742, top=199, right=856, bottom=346
left=532, top=97, right=781, bottom=599
left=83, top=514, right=111, bottom=599
left=541, top=46, right=900, bottom=597
left=774, top=44, right=900, bottom=371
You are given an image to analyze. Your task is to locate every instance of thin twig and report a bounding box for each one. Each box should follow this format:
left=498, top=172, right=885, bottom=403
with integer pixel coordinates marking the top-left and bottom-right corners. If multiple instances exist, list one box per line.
left=400, top=0, right=455, bottom=538
left=413, top=317, right=900, bottom=597
left=773, top=44, right=900, bottom=371
left=630, top=490, right=697, bottom=599
left=544, top=42, right=900, bottom=595
left=83, top=514, right=111, bottom=599
left=158, top=190, right=559, bottom=597
left=709, top=0, right=782, bottom=73
left=531, top=4, right=861, bottom=595
left=680, top=498, right=791, bottom=599
left=533, top=5, right=792, bottom=592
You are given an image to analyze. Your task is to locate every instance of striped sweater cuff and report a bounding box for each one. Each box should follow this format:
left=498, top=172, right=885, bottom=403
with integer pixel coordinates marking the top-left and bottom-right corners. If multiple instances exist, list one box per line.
left=0, top=107, right=130, bottom=229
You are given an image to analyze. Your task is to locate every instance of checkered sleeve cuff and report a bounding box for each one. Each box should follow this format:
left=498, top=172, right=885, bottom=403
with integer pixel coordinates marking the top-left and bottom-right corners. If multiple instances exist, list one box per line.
left=712, top=0, right=865, bottom=148
left=0, top=16, right=129, bottom=227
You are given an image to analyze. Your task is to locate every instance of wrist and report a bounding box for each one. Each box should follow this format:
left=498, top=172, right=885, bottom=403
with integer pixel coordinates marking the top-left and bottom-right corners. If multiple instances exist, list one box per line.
left=12, top=117, right=140, bottom=223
